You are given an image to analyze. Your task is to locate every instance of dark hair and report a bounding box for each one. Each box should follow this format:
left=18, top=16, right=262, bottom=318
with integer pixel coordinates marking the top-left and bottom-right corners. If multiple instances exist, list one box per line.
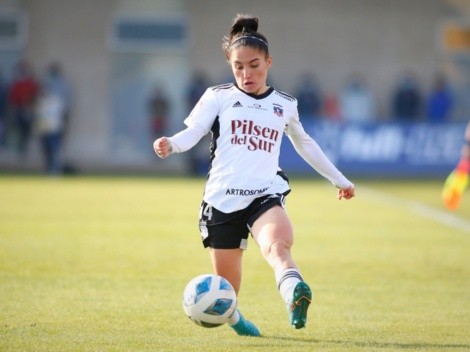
left=222, top=14, right=269, bottom=60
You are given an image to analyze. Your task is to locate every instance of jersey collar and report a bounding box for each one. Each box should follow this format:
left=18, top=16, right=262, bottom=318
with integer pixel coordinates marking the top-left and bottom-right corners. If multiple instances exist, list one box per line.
left=234, top=83, right=274, bottom=100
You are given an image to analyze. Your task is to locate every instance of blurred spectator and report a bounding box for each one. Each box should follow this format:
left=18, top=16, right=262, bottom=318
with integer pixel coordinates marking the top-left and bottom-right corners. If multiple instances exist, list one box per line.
left=8, top=60, right=40, bottom=156
left=0, top=69, right=8, bottom=147
left=391, top=71, right=422, bottom=121
left=43, top=62, right=71, bottom=140
left=339, top=74, right=376, bottom=122
left=186, top=70, right=210, bottom=113
left=35, top=85, right=66, bottom=175
left=186, top=71, right=211, bottom=175
left=148, top=86, right=170, bottom=139
left=426, top=73, right=454, bottom=123
left=323, top=92, right=341, bottom=121
left=294, top=72, right=322, bottom=120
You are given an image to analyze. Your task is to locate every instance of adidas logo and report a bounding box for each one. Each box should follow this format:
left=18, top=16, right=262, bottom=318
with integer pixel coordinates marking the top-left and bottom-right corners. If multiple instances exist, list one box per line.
left=232, top=101, right=243, bottom=108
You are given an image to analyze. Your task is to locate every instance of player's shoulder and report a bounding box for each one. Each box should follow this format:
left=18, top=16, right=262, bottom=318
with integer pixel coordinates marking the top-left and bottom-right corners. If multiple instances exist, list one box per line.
left=209, top=83, right=235, bottom=92
left=273, top=87, right=297, bottom=103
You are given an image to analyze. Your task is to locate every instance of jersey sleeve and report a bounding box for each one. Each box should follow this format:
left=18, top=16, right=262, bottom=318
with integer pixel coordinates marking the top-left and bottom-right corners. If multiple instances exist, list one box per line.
left=168, top=88, right=220, bottom=153
left=285, top=110, right=353, bottom=189
left=167, top=124, right=207, bottom=153
left=184, top=88, right=220, bottom=133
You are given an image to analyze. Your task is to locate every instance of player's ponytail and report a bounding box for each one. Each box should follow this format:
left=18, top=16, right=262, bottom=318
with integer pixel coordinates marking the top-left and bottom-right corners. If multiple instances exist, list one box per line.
left=230, top=15, right=259, bottom=37
left=222, top=14, right=269, bottom=60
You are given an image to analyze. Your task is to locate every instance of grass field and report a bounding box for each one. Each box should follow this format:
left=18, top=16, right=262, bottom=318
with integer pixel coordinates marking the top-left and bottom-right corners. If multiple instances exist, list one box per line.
left=0, top=176, right=469, bottom=352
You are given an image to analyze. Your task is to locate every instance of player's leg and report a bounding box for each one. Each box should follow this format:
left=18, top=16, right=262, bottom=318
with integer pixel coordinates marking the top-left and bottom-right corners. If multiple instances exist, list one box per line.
left=251, top=205, right=312, bottom=329
left=209, top=248, right=260, bottom=336
left=209, top=248, right=243, bottom=294
left=251, top=205, right=295, bottom=270
left=199, top=201, right=260, bottom=336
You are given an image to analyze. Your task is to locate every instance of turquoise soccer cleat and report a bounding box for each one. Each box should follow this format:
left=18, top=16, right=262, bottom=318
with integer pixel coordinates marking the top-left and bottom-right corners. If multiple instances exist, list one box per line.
left=288, top=281, right=312, bottom=329
left=230, top=312, right=261, bottom=337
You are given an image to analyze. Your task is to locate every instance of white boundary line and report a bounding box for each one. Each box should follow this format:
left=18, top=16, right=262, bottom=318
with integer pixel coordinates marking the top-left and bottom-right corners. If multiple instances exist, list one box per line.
left=360, top=185, right=470, bottom=233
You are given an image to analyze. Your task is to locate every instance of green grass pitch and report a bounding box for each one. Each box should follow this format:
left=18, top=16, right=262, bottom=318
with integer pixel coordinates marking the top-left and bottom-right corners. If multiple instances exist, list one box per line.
left=0, top=176, right=469, bottom=352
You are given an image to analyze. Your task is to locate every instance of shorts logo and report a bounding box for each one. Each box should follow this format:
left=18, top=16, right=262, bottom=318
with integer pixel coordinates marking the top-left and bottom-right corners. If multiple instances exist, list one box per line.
left=260, top=194, right=279, bottom=205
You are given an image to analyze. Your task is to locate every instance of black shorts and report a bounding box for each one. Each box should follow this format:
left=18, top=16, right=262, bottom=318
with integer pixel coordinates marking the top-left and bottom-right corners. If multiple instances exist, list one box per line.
left=198, top=191, right=290, bottom=250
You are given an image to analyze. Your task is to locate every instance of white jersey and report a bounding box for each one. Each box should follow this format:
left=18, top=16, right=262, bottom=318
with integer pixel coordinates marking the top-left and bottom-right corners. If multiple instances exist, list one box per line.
left=169, top=83, right=353, bottom=213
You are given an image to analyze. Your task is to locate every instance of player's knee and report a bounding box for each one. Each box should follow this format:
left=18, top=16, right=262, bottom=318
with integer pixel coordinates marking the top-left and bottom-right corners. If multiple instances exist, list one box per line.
left=263, top=239, right=292, bottom=261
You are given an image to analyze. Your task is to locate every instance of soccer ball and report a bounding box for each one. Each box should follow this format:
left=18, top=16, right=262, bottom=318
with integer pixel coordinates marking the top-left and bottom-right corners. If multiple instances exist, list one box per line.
left=182, top=274, right=237, bottom=328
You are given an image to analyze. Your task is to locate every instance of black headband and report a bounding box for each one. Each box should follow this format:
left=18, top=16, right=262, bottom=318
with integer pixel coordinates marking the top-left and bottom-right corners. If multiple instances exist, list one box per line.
left=229, top=35, right=268, bottom=50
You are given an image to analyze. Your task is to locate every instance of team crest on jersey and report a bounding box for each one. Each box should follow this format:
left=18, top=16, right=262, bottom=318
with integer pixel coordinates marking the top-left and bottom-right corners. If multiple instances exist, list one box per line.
left=273, top=103, right=283, bottom=117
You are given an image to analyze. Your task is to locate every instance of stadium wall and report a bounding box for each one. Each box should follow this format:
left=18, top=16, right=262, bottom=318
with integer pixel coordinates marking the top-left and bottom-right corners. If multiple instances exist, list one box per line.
left=280, top=121, right=466, bottom=178
left=0, top=0, right=466, bottom=175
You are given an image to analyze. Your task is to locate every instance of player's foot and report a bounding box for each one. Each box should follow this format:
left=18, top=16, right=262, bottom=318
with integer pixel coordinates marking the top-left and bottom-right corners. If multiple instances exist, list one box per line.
left=288, top=281, right=312, bottom=329
left=229, top=312, right=261, bottom=336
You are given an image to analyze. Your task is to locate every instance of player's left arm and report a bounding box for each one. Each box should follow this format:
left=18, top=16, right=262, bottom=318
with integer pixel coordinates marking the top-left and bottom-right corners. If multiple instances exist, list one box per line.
left=286, top=116, right=355, bottom=200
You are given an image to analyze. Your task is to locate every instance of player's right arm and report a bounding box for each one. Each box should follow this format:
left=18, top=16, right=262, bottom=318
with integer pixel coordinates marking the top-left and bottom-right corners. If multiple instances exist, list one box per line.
left=153, top=88, right=219, bottom=159
left=153, top=123, right=208, bottom=158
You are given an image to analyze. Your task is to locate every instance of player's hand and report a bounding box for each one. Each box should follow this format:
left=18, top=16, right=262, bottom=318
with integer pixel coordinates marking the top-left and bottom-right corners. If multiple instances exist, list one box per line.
left=338, top=186, right=355, bottom=200
left=153, top=137, right=172, bottom=158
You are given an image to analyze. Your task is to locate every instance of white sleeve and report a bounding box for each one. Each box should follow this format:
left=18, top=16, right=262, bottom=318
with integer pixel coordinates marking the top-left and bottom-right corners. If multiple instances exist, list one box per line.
left=286, top=117, right=353, bottom=189
left=168, top=88, right=219, bottom=154
left=184, top=88, right=220, bottom=133
left=168, top=124, right=207, bottom=153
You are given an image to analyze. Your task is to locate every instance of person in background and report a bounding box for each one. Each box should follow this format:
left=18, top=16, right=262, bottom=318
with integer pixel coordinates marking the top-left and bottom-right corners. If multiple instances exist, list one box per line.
left=323, top=92, right=341, bottom=121
left=0, top=69, right=8, bottom=148
left=148, top=86, right=170, bottom=140
left=295, top=72, right=322, bottom=120
left=187, top=71, right=211, bottom=111
left=426, top=73, right=454, bottom=123
left=43, top=62, right=71, bottom=141
left=8, top=60, right=39, bottom=157
left=339, top=73, right=375, bottom=122
left=186, top=71, right=212, bottom=174
left=153, top=13, right=355, bottom=336
left=391, top=71, right=422, bottom=121
left=35, top=85, right=66, bottom=175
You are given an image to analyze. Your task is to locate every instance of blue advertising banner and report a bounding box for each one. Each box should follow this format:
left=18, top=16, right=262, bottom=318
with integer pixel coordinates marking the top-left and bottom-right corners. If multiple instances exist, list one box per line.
left=279, top=121, right=467, bottom=177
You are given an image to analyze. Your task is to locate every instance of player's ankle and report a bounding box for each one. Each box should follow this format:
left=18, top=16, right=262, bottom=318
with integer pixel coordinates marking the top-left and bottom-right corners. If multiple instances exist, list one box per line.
left=228, top=309, right=240, bottom=326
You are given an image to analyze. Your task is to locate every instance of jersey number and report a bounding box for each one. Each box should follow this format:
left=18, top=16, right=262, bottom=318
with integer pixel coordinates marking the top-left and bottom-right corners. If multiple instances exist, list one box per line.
left=200, top=203, right=213, bottom=221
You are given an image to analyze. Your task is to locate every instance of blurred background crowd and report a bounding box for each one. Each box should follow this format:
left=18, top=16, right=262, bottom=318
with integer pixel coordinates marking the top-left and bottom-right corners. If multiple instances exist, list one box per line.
left=0, top=0, right=468, bottom=176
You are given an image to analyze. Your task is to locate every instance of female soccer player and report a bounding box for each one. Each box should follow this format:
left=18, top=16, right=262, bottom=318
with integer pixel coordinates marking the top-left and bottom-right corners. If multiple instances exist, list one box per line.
left=154, top=14, right=355, bottom=336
